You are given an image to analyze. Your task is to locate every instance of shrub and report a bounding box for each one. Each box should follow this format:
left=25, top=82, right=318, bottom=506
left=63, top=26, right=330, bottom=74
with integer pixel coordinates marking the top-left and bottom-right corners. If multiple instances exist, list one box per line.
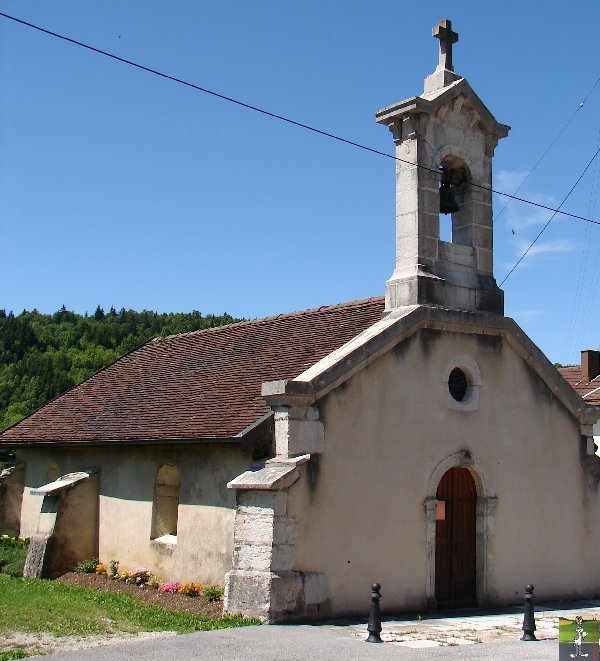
left=74, top=557, right=98, bottom=574
left=203, top=585, right=224, bottom=602
left=0, top=651, right=28, bottom=660
left=0, top=536, right=29, bottom=577
left=108, top=560, right=119, bottom=578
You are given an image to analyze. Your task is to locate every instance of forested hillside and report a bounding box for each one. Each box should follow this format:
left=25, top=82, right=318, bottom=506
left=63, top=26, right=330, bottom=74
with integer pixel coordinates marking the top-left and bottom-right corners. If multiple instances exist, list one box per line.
left=0, top=306, right=242, bottom=431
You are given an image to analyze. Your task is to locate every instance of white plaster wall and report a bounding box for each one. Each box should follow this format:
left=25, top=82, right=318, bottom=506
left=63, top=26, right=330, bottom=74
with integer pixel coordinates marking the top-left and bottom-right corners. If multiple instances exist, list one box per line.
left=17, top=444, right=251, bottom=584
left=288, top=327, right=600, bottom=616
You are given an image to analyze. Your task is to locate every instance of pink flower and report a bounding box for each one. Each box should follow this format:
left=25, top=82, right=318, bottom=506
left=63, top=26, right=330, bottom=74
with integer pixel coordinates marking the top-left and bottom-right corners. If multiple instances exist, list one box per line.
left=159, top=581, right=183, bottom=594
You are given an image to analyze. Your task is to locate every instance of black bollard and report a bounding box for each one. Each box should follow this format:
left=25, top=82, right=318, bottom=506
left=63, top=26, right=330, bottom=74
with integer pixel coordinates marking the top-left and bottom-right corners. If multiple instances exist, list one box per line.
left=366, top=582, right=383, bottom=643
left=521, top=584, right=537, bottom=641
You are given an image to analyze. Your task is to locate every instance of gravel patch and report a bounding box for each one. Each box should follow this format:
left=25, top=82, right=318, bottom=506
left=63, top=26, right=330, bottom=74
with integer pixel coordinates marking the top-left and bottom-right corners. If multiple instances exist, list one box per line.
left=1, top=629, right=177, bottom=658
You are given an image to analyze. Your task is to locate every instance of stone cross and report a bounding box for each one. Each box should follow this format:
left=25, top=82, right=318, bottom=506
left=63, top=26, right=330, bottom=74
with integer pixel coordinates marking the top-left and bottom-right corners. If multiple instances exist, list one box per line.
left=433, top=19, right=459, bottom=72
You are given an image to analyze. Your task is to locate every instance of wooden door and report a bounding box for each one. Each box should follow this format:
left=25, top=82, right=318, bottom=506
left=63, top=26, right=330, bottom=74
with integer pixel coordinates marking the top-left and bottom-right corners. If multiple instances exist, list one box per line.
left=435, top=467, right=477, bottom=608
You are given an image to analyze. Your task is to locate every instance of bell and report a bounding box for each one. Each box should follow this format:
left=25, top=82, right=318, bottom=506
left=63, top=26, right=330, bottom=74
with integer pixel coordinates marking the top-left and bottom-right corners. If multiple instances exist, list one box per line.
left=439, top=182, right=460, bottom=215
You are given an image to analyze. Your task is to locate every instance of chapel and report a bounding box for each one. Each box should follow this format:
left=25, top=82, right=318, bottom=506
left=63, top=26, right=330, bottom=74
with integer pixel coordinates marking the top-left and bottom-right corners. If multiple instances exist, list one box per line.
left=1, top=19, right=600, bottom=623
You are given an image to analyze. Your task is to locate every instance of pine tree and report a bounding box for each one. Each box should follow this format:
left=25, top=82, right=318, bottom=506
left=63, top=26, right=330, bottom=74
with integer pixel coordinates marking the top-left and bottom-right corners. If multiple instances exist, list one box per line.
left=0, top=306, right=243, bottom=431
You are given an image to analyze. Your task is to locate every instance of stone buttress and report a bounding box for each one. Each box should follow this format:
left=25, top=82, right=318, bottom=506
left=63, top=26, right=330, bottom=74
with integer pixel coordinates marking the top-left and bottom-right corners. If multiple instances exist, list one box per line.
left=224, top=396, right=329, bottom=622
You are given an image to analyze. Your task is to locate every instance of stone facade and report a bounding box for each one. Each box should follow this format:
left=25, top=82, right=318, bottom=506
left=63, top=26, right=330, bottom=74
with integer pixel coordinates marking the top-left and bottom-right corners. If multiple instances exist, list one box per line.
left=225, top=306, right=600, bottom=620
left=13, top=444, right=252, bottom=584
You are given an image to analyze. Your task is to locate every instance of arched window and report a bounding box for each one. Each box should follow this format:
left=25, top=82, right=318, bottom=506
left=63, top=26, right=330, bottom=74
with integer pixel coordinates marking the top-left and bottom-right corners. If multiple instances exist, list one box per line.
left=151, top=463, right=180, bottom=540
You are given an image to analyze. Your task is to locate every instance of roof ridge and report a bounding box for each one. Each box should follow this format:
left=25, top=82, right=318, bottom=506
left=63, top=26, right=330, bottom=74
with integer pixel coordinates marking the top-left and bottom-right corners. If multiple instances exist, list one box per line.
left=153, top=296, right=385, bottom=341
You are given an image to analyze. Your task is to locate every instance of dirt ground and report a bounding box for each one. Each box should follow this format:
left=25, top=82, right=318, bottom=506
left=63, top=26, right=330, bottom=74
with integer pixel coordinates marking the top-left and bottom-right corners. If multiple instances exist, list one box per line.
left=57, top=572, right=223, bottom=619
left=1, top=630, right=178, bottom=658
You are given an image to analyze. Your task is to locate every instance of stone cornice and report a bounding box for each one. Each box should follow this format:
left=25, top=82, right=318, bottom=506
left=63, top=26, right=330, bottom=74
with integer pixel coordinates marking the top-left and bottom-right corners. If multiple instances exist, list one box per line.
left=264, top=305, right=599, bottom=429
left=375, top=78, right=510, bottom=141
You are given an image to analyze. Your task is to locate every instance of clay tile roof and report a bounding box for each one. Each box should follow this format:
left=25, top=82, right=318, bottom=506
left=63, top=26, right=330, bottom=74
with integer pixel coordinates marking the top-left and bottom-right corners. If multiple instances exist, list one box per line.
left=0, top=297, right=385, bottom=444
left=559, top=366, right=600, bottom=407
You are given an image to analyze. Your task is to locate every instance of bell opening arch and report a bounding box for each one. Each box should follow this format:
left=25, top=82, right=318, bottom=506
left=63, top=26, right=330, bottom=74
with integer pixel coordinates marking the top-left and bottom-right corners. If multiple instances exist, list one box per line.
left=438, top=152, right=475, bottom=248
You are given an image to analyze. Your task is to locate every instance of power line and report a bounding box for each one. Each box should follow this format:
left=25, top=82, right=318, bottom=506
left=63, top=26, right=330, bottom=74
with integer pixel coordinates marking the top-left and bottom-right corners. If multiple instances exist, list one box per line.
left=563, top=123, right=600, bottom=360
left=2, top=10, right=600, bottom=228
left=0, top=12, right=431, bottom=166
left=499, top=145, right=600, bottom=286
left=494, top=75, right=600, bottom=225
left=569, top=125, right=600, bottom=359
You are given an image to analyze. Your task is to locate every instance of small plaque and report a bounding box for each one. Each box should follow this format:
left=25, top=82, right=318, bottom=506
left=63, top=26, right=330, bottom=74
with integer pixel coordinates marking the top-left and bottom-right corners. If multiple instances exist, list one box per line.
left=435, top=501, right=446, bottom=521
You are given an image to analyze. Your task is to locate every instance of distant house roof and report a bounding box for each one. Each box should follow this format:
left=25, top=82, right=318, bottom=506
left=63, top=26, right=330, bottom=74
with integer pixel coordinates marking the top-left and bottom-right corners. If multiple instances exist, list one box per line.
left=559, top=366, right=600, bottom=407
left=0, top=298, right=385, bottom=445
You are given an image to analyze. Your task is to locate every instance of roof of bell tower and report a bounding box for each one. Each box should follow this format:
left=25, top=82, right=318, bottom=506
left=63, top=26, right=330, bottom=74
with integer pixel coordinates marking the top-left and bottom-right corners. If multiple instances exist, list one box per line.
left=375, top=78, right=510, bottom=143
left=375, top=18, right=510, bottom=142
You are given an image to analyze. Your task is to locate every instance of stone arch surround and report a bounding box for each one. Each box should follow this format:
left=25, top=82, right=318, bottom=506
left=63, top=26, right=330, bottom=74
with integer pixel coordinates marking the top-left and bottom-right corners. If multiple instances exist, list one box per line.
left=424, top=450, right=497, bottom=609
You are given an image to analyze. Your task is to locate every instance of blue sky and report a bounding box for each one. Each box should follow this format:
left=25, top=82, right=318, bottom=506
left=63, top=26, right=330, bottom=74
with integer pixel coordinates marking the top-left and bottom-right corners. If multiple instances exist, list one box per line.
left=0, top=1, right=599, bottom=365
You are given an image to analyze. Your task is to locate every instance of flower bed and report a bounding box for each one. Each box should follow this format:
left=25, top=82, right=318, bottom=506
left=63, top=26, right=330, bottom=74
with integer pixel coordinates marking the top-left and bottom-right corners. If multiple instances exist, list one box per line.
left=66, top=559, right=225, bottom=617
left=57, top=572, right=224, bottom=619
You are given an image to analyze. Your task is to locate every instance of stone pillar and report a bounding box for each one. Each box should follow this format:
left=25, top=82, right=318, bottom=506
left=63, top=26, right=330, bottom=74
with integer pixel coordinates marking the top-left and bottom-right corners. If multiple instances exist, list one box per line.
left=225, top=387, right=329, bottom=622
left=224, top=459, right=328, bottom=623
left=273, top=405, right=324, bottom=457
left=477, top=496, right=498, bottom=606
left=424, top=497, right=438, bottom=611
left=224, top=486, right=299, bottom=622
left=383, top=114, right=442, bottom=313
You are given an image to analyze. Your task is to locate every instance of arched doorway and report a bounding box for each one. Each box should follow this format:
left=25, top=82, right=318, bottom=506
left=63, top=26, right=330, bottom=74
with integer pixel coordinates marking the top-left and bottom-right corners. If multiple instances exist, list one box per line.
left=435, top=466, right=477, bottom=608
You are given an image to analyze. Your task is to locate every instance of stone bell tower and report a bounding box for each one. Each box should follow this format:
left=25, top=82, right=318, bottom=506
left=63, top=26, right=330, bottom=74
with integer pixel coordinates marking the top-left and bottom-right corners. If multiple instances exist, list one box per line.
left=376, top=19, right=509, bottom=315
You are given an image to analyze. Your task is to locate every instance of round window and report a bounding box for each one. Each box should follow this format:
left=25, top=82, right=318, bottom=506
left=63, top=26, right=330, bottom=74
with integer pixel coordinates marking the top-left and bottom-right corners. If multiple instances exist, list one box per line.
left=448, top=367, right=468, bottom=401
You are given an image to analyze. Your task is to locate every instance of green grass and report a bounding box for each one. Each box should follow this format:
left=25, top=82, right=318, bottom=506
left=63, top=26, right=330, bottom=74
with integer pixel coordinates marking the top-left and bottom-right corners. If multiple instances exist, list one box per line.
left=0, top=575, right=259, bottom=637
left=0, top=537, right=28, bottom=577
left=0, top=653, right=28, bottom=661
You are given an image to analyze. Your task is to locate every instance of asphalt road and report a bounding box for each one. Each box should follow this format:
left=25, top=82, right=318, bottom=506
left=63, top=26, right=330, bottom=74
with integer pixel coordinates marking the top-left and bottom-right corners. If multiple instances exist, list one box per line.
left=43, top=624, right=558, bottom=660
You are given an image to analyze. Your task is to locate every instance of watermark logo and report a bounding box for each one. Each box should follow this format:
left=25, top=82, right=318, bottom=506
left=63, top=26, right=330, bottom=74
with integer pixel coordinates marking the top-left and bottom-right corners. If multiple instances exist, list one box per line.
left=559, top=616, right=599, bottom=660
